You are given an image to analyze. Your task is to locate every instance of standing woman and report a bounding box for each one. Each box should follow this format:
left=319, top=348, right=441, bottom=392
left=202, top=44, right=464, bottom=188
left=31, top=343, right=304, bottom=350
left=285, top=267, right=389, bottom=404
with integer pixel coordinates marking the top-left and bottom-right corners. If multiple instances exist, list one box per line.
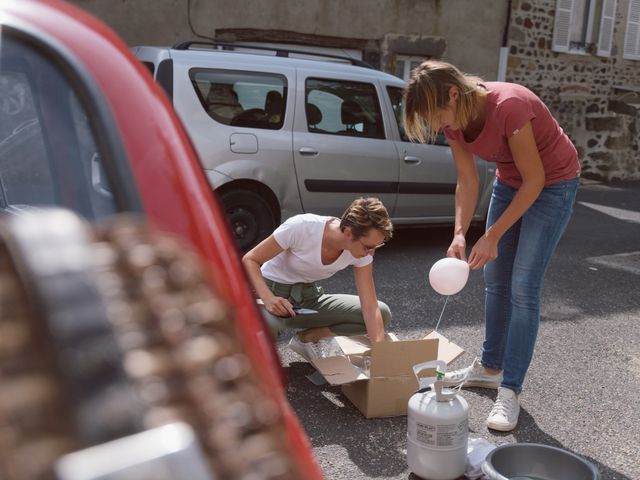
left=404, top=61, right=580, bottom=431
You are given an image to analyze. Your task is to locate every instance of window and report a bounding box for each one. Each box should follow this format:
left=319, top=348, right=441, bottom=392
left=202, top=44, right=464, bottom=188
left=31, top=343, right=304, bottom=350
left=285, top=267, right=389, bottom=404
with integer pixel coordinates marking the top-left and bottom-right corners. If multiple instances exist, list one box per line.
left=387, top=86, right=448, bottom=146
left=553, top=0, right=597, bottom=54
left=393, top=55, right=424, bottom=81
left=597, top=0, right=618, bottom=56
left=553, top=0, right=617, bottom=56
left=189, top=69, right=286, bottom=129
left=0, top=72, right=55, bottom=206
left=624, top=0, right=640, bottom=59
left=141, top=61, right=155, bottom=76
left=0, top=33, right=116, bottom=218
left=387, top=86, right=409, bottom=142
left=305, top=78, right=384, bottom=139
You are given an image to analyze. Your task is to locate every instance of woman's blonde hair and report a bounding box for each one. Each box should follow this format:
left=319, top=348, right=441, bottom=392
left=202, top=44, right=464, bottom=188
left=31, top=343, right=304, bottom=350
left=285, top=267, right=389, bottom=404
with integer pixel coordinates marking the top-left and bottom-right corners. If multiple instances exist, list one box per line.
left=403, top=60, right=485, bottom=143
left=340, top=197, right=393, bottom=242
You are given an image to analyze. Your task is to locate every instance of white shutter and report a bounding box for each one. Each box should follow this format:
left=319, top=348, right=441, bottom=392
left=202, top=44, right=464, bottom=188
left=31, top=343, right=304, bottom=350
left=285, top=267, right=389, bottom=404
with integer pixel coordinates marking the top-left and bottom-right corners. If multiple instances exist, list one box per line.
left=597, top=0, right=617, bottom=56
left=624, top=0, right=640, bottom=59
left=553, top=0, right=575, bottom=52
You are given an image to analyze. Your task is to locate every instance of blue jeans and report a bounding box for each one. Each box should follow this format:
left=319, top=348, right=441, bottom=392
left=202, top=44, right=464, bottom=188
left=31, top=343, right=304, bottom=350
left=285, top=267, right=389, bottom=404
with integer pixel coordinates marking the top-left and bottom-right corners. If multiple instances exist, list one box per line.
left=481, top=177, right=579, bottom=393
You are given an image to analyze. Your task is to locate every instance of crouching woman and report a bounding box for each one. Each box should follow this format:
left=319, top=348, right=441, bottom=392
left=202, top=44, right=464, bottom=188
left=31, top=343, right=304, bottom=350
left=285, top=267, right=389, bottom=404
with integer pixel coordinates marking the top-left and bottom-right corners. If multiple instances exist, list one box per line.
left=242, top=197, right=393, bottom=360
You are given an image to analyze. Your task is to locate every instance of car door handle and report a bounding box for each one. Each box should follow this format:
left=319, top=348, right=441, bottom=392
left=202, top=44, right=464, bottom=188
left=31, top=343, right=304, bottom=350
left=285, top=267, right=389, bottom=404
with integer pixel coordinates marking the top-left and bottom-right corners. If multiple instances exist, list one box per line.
left=403, top=155, right=421, bottom=164
left=299, top=147, right=318, bottom=156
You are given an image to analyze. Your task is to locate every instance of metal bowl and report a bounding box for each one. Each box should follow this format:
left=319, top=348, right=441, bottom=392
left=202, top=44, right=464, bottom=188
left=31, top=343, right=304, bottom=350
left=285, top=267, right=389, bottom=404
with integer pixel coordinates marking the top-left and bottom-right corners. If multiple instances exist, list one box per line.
left=482, top=443, right=599, bottom=480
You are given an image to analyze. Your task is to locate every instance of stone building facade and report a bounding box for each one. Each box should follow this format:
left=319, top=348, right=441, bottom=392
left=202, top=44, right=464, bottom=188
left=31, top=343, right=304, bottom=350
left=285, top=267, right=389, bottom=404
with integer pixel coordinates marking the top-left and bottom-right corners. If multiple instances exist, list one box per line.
left=67, top=0, right=509, bottom=92
left=506, top=0, right=640, bottom=181
left=70, top=0, right=640, bottom=181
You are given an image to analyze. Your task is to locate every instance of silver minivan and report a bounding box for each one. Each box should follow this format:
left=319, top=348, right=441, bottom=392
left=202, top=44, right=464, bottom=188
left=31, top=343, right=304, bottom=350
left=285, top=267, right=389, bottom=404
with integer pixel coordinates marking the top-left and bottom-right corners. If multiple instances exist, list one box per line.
left=133, top=43, right=494, bottom=250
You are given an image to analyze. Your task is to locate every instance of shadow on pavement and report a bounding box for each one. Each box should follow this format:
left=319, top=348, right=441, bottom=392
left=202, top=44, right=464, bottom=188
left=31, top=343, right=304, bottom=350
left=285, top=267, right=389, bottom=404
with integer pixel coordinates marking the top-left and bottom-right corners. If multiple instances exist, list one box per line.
left=286, top=361, right=409, bottom=478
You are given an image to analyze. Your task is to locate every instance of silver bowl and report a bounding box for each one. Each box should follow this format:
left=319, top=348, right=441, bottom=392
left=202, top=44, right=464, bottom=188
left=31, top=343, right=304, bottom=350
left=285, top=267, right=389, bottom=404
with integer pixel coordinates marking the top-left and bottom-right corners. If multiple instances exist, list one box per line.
left=482, top=443, right=599, bottom=480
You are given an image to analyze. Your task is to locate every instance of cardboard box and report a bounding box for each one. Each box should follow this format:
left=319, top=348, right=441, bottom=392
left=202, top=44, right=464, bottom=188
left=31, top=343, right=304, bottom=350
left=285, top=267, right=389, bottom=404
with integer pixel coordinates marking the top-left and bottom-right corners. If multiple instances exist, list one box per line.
left=310, top=331, right=464, bottom=418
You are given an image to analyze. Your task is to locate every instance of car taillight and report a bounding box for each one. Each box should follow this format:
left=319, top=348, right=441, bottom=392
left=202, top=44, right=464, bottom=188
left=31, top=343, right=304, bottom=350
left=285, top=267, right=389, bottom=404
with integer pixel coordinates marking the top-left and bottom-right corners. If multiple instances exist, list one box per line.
left=0, top=209, right=302, bottom=480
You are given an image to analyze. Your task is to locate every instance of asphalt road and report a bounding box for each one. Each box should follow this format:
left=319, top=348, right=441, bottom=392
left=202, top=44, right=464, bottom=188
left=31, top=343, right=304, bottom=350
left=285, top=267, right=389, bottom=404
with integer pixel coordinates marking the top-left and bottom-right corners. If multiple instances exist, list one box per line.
left=276, top=180, right=640, bottom=480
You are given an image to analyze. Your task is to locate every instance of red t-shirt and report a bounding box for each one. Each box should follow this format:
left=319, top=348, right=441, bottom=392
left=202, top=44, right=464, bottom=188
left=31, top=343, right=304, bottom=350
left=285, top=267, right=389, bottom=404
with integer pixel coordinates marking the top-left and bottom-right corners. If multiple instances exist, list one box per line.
left=444, top=82, right=580, bottom=188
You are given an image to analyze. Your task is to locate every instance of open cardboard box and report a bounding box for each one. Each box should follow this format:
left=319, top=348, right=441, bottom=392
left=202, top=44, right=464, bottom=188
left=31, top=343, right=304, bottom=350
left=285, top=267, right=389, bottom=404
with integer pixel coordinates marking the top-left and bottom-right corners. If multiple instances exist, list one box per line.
left=310, top=331, right=464, bottom=418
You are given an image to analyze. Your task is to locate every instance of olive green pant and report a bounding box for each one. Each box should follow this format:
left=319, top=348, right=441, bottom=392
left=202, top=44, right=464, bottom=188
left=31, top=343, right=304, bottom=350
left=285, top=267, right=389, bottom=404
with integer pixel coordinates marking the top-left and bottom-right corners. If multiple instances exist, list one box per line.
left=260, top=278, right=391, bottom=338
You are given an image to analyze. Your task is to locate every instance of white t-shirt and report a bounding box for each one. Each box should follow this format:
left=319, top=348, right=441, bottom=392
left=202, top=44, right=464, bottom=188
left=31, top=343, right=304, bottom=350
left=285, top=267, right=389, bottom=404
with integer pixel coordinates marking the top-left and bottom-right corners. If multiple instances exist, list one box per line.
left=261, top=214, right=373, bottom=284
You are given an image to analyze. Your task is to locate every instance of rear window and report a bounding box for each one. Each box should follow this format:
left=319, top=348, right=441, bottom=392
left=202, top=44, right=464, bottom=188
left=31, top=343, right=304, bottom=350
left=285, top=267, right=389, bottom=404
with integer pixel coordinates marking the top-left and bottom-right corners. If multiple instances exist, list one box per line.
left=190, top=69, right=287, bottom=130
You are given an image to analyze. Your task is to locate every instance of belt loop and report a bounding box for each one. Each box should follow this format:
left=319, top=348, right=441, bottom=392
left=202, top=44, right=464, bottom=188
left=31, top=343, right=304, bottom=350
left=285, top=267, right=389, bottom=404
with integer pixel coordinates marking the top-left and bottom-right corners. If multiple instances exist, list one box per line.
left=290, top=284, right=303, bottom=304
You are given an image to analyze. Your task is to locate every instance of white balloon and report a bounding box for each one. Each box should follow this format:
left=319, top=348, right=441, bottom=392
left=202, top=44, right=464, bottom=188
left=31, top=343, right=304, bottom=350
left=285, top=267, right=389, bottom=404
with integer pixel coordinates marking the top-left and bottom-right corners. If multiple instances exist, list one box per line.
left=428, top=257, right=470, bottom=295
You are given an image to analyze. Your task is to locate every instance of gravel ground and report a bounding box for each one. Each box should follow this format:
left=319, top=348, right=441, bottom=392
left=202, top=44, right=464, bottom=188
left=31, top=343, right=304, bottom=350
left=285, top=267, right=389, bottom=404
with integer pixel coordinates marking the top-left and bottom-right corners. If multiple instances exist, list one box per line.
left=277, top=181, right=640, bottom=480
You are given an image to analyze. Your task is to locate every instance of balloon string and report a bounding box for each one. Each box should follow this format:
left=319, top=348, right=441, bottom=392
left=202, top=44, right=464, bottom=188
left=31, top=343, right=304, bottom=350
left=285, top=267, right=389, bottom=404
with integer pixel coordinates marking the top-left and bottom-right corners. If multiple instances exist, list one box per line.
left=434, top=295, right=449, bottom=333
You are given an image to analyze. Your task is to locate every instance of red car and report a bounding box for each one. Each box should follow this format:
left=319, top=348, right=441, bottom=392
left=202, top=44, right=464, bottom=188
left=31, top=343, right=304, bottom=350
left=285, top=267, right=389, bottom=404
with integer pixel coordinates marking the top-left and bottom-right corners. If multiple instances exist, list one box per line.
left=0, top=0, right=322, bottom=478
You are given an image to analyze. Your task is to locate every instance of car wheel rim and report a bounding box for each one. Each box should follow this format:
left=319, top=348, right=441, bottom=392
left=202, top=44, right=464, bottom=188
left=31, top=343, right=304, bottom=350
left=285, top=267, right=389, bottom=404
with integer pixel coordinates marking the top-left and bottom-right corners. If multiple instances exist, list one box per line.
left=228, top=206, right=258, bottom=249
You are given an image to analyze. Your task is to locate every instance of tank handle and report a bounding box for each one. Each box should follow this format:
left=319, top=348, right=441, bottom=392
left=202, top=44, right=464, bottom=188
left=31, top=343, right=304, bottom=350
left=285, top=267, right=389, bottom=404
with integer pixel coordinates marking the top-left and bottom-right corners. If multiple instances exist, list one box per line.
left=412, top=360, right=463, bottom=401
left=412, top=360, right=446, bottom=390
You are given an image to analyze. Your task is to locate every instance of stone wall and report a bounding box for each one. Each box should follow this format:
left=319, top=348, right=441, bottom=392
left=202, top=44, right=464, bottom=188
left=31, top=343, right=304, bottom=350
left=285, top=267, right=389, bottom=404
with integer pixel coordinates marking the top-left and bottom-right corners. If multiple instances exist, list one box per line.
left=68, top=0, right=639, bottom=181
left=506, top=0, right=640, bottom=181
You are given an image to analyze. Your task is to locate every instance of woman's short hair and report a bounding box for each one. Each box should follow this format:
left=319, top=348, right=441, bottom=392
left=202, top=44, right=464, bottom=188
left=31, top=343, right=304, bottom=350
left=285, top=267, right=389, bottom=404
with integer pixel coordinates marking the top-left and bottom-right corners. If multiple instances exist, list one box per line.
left=340, top=197, right=393, bottom=241
left=403, top=60, right=485, bottom=144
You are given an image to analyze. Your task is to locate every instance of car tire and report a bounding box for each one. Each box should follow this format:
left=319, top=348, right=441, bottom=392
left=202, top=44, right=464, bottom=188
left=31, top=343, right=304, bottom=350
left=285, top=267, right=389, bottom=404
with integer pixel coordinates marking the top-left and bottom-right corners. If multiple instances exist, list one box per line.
left=220, top=189, right=276, bottom=252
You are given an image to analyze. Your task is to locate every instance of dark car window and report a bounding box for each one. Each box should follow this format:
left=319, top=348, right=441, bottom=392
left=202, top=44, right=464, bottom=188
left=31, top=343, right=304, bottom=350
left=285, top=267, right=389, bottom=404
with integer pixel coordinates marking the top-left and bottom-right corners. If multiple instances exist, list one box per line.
left=190, top=69, right=287, bottom=130
left=141, top=61, right=155, bottom=76
left=305, top=78, right=385, bottom=139
left=387, top=85, right=448, bottom=146
left=0, top=73, right=55, bottom=206
left=0, top=32, right=117, bottom=218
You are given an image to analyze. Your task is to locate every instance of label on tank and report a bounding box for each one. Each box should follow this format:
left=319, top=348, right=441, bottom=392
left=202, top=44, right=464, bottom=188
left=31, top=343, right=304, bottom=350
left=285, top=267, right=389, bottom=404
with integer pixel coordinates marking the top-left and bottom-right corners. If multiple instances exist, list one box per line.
left=415, top=419, right=468, bottom=448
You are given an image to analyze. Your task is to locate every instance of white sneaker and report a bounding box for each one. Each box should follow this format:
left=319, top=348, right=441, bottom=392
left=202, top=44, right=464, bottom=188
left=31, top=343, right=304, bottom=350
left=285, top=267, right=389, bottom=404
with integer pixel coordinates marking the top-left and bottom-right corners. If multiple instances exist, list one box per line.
left=443, top=358, right=503, bottom=389
left=288, top=335, right=323, bottom=362
left=486, top=387, right=520, bottom=431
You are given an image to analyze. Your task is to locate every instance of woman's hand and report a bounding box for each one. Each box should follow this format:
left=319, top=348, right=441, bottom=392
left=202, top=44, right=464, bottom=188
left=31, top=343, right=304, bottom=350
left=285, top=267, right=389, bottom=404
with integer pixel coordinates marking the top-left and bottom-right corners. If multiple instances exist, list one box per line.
left=447, top=233, right=467, bottom=261
left=264, top=295, right=296, bottom=317
left=468, top=232, right=499, bottom=270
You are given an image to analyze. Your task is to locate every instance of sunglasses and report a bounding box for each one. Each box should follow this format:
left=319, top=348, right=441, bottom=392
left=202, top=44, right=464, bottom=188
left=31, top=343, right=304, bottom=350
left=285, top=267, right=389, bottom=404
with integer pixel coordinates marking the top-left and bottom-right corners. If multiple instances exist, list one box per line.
left=358, top=239, right=385, bottom=253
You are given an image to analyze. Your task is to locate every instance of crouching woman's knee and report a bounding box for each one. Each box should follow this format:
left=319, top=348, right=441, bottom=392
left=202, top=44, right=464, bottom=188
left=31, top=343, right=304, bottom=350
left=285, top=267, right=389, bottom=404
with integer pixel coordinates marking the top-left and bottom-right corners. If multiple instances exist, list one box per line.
left=378, top=301, right=392, bottom=328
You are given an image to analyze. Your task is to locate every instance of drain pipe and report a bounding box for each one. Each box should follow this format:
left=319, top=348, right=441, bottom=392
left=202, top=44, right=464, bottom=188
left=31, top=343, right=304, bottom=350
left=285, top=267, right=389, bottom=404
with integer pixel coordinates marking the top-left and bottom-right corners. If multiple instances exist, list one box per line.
left=497, top=0, right=512, bottom=81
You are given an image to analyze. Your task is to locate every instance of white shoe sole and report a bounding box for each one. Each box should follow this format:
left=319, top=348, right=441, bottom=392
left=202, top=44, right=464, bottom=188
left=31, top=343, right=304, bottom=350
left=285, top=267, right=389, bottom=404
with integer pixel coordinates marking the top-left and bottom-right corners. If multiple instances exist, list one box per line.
left=486, top=418, right=518, bottom=431
left=442, top=378, right=502, bottom=389
left=462, top=379, right=502, bottom=389
left=288, top=340, right=310, bottom=362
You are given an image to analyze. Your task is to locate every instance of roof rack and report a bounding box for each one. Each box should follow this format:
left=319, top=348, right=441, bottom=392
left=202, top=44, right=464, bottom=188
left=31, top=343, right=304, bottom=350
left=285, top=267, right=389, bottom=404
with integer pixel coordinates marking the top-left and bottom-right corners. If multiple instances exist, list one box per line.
left=172, top=40, right=374, bottom=69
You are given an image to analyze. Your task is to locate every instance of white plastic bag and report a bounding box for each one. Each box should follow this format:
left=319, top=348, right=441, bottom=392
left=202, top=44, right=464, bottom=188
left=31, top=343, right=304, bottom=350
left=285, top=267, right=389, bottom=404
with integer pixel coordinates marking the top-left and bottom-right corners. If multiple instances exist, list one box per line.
left=465, top=437, right=496, bottom=479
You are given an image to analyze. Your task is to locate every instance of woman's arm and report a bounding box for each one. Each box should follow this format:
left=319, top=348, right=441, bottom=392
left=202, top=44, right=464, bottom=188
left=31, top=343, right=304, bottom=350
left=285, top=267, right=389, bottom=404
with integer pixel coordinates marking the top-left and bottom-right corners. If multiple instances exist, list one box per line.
left=353, top=263, right=385, bottom=343
left=447, top=138, right=480, bottom=261
left=242, top=236, right=296, bottom=317
left=467, top=121, right=545, bottom=269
